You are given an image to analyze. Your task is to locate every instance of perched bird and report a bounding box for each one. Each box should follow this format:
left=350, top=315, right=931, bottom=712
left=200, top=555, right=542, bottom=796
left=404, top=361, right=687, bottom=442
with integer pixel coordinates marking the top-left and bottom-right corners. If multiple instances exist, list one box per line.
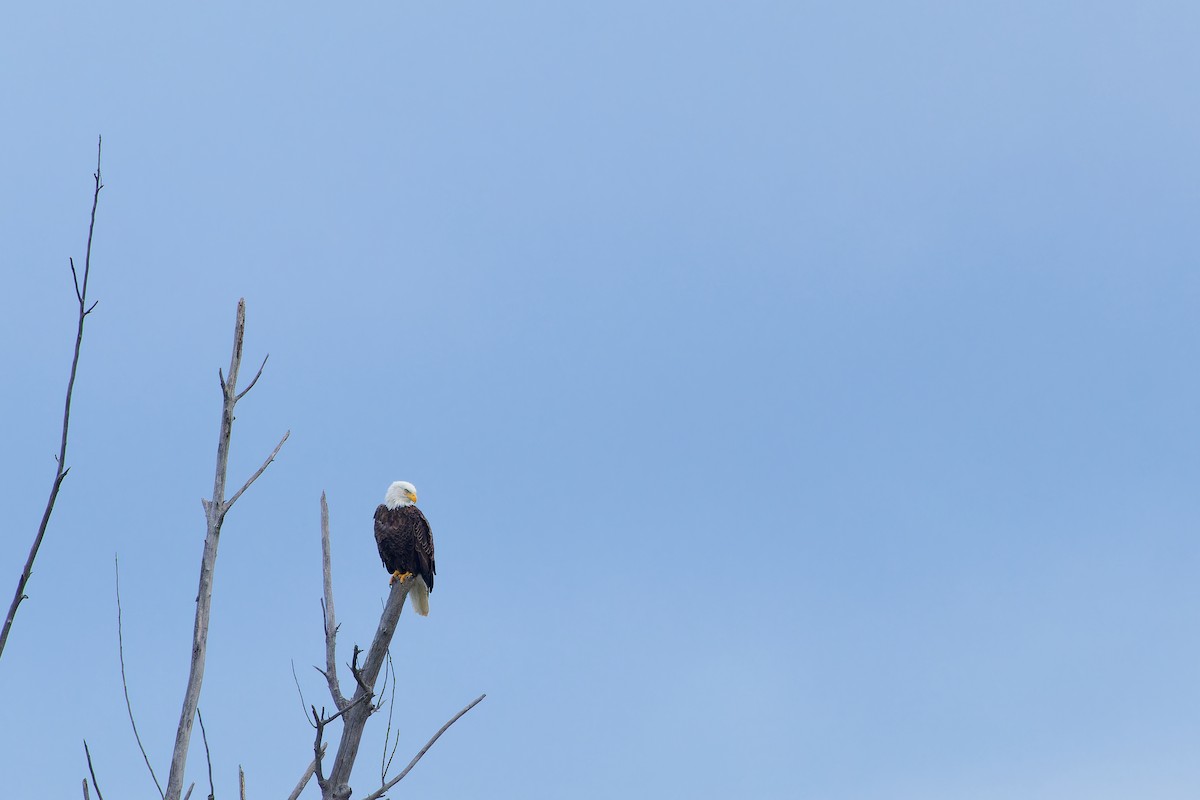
left=373, top=480, right=436, bottom=616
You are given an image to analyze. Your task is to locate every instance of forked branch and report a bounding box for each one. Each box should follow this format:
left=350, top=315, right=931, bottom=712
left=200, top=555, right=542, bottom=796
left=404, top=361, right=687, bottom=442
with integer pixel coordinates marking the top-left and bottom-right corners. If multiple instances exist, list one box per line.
left=315, top=496, right=412, bottom=799
left=163, top=299, right=288, bottom=800
left=313, top=496, right=485, bottom=799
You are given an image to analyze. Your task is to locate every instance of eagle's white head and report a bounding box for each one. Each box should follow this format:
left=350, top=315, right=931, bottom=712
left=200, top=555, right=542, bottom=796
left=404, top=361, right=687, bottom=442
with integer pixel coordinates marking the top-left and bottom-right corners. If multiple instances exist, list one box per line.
left=384, top=481, right=418, bottom=510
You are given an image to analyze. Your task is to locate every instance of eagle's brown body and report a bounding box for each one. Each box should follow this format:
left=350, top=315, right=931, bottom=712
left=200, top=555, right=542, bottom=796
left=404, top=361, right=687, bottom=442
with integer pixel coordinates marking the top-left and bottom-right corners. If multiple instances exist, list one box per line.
left=374, top=503, right=436, bottom=605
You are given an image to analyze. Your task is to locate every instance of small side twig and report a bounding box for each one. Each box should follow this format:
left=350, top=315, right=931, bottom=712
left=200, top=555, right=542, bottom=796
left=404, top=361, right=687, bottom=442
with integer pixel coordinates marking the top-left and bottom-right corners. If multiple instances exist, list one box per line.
left=379, top=649, right=400, bottom=783
left=197, top=707, right=215, bottom=800
left=224, top=429, right=290, bottom=512
left=292, top=659, right=314, bottom=727
left=84, top=740, right=107, bottom=800
left=361, top=694, right=487, bottom=800
left=235, top=354, right=269, bottom=402
left=116, top=557, right=164, bottom=798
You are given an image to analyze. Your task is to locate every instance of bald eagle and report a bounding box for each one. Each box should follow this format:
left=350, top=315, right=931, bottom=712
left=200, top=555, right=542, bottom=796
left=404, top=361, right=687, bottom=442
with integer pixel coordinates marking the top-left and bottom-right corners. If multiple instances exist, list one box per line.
left=374, top=481, right=436, bottom=616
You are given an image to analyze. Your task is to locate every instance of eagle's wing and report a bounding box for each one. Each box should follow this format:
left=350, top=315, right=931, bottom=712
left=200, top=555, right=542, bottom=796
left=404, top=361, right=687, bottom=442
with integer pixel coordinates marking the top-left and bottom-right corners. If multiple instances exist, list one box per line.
left=412, top=506, right=436, bottom=591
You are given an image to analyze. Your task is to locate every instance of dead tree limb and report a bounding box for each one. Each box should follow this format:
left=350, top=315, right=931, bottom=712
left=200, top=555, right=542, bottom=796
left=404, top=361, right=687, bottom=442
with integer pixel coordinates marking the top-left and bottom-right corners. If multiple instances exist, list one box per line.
left=319, top=493, right=348, bottom=710
left=163, top=299, right=290, bottom=800
left=360, top=694, right=487, bottom=800
left=0, top=138, right=103, bottom=661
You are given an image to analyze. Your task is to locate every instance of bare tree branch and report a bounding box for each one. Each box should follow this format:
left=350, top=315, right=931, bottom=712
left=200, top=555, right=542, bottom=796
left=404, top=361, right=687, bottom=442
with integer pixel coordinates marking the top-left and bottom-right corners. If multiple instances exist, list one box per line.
left=235, top=354, right=269, bottom=402
left=287, top=744, right=327, bottom=800
left=198, top=708, right=215, bottom=800
left=0, top=138, right=103, bottom=661
left=183, top=783, right=195, bottom=800
left=115, top=557, right=165, bottom=798
left=224, top=429, right=290, bottom=512
left=84, top=740, right=106, bottom=800
left=238, top=765, right=245, bottom=800
left=82, top=779, right=90, bottom=800
left=360, top=694, right=487, bottom=800
left=164, top=299, right=287, bottom=800
left=320, top=492, right=347, bottom=710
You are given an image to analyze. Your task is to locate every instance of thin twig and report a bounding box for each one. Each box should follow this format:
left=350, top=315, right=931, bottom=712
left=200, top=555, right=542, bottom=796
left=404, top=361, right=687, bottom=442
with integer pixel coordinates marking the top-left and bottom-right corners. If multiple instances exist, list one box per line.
left=286, top=744, right=326, bottom=800
left=115, top=557, right=165, bottom=798
left=84, top=740, right=106, bottom=800
left=183, top=783, right=195, bottom=800
left=70, top=256, right=82, bottom=303
left=198, top=707, right=215, bottom=800
left=361, top=695, right=487, bottom=800
left=380, top=649, right=400, bottom=783
left=0, top=137, right=103, bottom=661
left=224, top=429, right=290, bottom=512
left=82, top=779, right=90, bottom=800
left=235, top=354, right=269, bottom=402
left=238, top=765, right=245, bottom=800
left=292, top=659, right=315, bottom=727
left=321, top=692, right=372, bottom=727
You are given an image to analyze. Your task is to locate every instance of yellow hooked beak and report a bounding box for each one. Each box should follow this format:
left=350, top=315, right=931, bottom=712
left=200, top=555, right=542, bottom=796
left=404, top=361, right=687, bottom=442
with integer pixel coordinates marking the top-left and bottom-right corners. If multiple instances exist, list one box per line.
left=408, top=491, right=418, bottom=504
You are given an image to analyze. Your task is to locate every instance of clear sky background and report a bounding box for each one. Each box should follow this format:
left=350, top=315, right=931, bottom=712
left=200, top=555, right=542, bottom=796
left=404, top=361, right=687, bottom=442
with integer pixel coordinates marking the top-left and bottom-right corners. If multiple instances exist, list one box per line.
left=3, top=2, right=1199, bottom=798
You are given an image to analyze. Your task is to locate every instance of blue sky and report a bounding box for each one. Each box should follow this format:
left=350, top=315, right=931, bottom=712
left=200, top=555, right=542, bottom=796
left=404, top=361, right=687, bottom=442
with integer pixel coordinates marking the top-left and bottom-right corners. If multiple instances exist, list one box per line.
left=3, top=2, right=1200, bottom=798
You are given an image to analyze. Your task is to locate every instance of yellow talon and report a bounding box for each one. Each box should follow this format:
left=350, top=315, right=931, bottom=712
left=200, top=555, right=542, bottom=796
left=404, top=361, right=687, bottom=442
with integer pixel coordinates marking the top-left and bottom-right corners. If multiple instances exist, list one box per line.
left=389, top=570, right=413, bottom=586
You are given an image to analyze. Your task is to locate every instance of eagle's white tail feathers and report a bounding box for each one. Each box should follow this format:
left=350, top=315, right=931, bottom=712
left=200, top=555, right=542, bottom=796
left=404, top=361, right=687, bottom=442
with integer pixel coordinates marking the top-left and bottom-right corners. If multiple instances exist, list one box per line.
left=409, top=576, right=430, bottom=616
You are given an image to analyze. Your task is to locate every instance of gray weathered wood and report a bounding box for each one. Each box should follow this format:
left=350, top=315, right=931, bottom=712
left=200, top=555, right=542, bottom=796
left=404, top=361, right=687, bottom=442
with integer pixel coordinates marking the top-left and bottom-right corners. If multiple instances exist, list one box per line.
left=163, top=300, right=289, bottom=800
left=320, top=493, right=348, bottom=710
